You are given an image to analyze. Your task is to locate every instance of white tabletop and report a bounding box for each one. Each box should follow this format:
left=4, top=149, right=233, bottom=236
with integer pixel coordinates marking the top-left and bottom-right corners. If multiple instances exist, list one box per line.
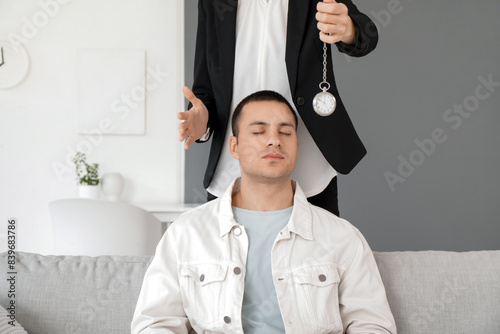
left=133, top=203, right=201, bottom=232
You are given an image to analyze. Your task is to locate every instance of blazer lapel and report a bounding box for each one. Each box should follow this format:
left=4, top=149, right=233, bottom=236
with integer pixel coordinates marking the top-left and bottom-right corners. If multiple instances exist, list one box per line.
left=286, top=0, right=310, bottom=96
left=214, top=0, right=238, bottom=112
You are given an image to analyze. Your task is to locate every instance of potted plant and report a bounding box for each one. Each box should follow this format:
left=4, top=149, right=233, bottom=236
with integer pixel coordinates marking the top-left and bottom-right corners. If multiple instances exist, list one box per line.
left=73, top=152, right=100, bottom=198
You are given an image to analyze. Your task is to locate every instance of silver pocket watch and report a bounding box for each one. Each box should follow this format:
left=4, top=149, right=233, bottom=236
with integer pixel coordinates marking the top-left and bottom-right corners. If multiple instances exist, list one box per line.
left=312, top=42, right=336, bottom=116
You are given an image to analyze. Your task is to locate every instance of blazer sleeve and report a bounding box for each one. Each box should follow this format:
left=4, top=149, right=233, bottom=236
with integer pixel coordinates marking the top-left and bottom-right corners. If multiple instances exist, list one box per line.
left=190, top=0, right=216, bottom=142
left=335, top=0, right=379, bottom=58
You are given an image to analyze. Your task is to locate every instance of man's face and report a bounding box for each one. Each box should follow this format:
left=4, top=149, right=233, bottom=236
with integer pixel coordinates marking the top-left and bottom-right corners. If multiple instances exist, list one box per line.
left=229, top=100, right=298, bottom=183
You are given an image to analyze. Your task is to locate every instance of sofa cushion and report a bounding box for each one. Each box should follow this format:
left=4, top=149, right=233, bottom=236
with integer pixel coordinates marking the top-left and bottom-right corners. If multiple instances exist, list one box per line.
left=1, top=250, right=499, bottom=334
left=0, top=305, right=28, bottom=334
left=374, top=250, right=500, bottom=334
left=0, top=252, right=152, bottom=334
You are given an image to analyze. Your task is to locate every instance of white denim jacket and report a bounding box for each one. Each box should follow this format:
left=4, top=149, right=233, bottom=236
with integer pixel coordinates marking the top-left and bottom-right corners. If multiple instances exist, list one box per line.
left=131, top=179, right=396, bottom=334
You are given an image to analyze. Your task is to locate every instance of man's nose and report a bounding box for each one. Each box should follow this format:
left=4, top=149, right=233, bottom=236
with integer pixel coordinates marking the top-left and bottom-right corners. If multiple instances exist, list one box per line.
left=266, top=131, right=281, bottom=147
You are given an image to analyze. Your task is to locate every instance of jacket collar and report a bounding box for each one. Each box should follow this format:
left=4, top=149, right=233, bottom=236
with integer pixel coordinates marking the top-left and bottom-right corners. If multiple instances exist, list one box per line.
left=218, top=178, right=242, bottom=237
left=218, top=178, right=313, bottom=240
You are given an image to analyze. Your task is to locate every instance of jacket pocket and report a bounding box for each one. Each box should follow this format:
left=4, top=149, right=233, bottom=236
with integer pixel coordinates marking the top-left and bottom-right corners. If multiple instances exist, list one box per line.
left=293, top=265, right=343, bottom=333
left=180, top=263, right=229, bottom=327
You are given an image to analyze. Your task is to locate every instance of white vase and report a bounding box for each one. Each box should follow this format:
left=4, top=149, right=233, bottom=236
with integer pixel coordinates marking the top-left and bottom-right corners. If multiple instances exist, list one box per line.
left=78, top=185, right=101, bottom=199
left=100, top=172, right=124, bottom=201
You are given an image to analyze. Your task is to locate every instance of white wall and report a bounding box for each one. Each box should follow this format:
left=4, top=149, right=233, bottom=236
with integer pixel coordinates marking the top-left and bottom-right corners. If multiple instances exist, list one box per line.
left=0, top=0, right=184, bottom=254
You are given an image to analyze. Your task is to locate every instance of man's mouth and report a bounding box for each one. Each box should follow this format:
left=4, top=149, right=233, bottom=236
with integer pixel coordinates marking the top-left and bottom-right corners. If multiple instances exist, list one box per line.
left=262, top=153, right=285, bottom=160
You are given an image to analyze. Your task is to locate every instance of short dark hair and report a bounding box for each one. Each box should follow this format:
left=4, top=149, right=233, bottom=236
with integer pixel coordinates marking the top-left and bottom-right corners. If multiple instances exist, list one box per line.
left=231, top=90, right=298, bottom=137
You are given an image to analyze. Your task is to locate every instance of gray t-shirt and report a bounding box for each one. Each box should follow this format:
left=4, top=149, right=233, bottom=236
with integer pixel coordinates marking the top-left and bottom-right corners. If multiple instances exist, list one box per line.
left=232, top=206, right=293, bottom=334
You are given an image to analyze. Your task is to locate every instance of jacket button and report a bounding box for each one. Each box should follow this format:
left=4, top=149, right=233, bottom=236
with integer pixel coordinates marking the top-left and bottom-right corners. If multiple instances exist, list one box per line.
left=233, top=267, right=241, bottom=275
left=199, top=274, right=205, bottom=282
left=296, top=97, right=305, bottom=106
left=224, top=316, right=231, bottom=324
left=234, top=227, right=242, bottom=236
left=318, top=274, right=326, bottom=282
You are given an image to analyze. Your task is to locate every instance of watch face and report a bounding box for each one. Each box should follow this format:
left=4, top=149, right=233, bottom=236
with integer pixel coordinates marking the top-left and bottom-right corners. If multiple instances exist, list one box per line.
left=313, top=91, right=336, bottom=116
left=0, top=40, right=30, bottom=89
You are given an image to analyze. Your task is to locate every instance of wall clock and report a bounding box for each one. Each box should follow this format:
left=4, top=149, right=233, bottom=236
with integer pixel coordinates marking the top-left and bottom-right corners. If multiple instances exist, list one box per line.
left=0, top=40, right=30, bottom=89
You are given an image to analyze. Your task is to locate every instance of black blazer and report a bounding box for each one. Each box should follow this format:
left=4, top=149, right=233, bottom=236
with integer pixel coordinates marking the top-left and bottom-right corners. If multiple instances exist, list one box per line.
left=192, top=0, right=378, bottom=189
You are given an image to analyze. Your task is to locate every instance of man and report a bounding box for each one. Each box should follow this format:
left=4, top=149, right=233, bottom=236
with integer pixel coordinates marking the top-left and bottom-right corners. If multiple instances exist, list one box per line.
left=179, top=0, right=378, bottom=216
left=133, top=91, right=396, bottom=333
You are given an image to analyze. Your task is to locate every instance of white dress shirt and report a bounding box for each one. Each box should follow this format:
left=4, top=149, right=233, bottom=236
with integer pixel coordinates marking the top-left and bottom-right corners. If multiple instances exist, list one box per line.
left=207, top=0, right=336, bottom=198
left=132, top=179, right=397, bottom=334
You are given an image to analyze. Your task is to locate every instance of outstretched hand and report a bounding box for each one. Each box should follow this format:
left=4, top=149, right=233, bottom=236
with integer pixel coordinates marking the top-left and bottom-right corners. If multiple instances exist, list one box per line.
left=316, top=0, right=356, bottom=45
left=178, top=86, right=210, bottom=149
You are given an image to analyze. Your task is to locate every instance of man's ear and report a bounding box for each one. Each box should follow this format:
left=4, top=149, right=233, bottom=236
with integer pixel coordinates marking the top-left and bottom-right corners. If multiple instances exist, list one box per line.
left=229, top=136, right=239, bottom=160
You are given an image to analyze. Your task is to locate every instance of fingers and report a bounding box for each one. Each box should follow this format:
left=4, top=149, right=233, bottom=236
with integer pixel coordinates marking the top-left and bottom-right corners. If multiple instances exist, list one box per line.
left=319, top=31, right=338, bottom=44
left=317, top=21, right=348, bottom=44
left=178, top=109, right=196, bottom=149
left=184, top=135, right=196, bottom=150
left=180, top=86, right=209, bottom=149
left=316, top=1, right=350, bottom=44
left=317, top=1, right=346, bottom=15
left=182, top=86, right=200, bottom=107
left=177, top=111, right=189, bottom=121
left=178, top=110, right=189, bottom=141
left=316, top=7, right=348, bottom=26
left=317, top=19, right=348, bottom=33
left=179, top=124, right=194, bottom=150
left=316, top=11, right=349, bottom=26
left=178, top=121, right=188, bottom=141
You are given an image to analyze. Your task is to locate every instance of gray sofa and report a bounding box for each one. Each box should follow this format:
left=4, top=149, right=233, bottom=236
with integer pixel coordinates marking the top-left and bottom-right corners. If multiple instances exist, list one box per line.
left=1, top=251, right=499, bottom=334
